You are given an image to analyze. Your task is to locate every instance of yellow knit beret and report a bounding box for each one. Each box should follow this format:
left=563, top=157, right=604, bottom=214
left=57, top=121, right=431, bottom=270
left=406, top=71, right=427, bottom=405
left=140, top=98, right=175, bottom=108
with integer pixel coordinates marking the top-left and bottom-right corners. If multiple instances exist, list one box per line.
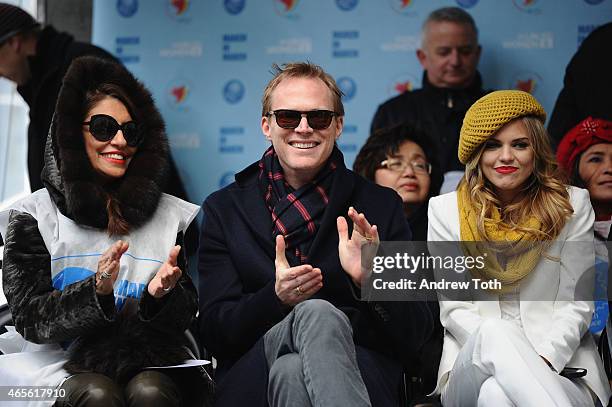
left=458, top=90, right=546, bottom=164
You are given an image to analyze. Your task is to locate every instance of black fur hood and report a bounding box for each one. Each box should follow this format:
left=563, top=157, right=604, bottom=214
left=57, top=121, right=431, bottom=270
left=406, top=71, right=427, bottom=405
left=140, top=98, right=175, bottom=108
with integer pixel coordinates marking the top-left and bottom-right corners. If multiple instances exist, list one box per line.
left=41, top=55, right=169, bottom=230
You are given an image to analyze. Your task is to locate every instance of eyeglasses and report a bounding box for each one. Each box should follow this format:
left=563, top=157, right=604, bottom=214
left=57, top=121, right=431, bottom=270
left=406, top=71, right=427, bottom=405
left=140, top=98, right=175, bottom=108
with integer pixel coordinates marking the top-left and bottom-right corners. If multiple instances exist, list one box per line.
left=380, top=158, right=432, bottom=174
left=82, top=114, right=143, bottom=147
left=267, top=109, right=338, bottom=130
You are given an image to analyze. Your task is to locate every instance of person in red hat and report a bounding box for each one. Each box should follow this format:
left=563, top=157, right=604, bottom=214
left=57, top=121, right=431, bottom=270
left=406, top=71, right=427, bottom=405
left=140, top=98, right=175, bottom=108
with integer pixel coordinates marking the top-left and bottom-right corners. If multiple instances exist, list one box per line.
left=557, top=117, right=612, bottom=389
left=557, top=116, right=612, bottom=226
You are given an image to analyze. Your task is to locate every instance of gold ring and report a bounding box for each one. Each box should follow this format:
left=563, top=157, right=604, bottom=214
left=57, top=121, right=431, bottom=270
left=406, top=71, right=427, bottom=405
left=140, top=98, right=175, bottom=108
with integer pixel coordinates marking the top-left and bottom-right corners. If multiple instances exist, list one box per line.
left=294, top=286, right=304, bottom=296
left=364, top=235, right=374, bottom=242
left=99, top=271, right=112, bottom=280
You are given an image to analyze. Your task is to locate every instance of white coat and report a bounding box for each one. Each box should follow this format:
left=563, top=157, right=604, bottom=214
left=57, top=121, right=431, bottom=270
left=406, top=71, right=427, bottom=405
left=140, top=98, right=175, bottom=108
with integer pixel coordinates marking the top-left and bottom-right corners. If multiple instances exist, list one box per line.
left=427, top=186, right=611, bottom=405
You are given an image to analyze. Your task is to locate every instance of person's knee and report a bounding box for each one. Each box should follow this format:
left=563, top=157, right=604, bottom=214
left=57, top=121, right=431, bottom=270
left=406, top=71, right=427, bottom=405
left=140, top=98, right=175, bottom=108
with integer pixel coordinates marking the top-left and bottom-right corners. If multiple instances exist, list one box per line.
left=478, top=377, right=511, bottom=406
left=269, top=353, right=304, bottom=385
left=476, top=319, right=520, bottom=341
left=59, top=373, right=123, bottom=406
left=294, top=299, right=350, bottom=331
left=125, top=371, right=181, bottom=406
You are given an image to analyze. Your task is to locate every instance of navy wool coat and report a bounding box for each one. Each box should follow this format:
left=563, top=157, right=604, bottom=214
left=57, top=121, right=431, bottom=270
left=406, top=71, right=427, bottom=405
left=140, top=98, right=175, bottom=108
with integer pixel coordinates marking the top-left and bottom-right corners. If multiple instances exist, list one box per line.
left=198, top=161, right=434, bottom=406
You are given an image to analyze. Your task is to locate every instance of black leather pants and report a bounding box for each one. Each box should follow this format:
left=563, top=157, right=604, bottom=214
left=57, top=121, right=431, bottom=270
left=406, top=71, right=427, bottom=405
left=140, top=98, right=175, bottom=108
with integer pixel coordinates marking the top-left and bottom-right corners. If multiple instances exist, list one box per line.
left=54, top=371, right=181, bottom=407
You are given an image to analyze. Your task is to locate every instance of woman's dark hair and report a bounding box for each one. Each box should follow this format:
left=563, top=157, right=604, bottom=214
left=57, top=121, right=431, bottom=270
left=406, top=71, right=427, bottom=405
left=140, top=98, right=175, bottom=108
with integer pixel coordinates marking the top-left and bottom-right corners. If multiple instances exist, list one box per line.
left=84, top=83, right=138, bottom=123
left=353, top=122, right=444, bottom=199
left=84, top=83, right=138, bottom=236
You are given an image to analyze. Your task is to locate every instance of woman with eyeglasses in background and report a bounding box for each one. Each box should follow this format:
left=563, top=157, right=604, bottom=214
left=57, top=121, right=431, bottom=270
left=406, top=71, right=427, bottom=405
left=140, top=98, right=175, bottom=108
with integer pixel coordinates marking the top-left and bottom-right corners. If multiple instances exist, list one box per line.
left=354, top=123, right=444, bottom=407
left=354, top=123, right=443, bottom=241
left=0, top=56, right=212, bottom=406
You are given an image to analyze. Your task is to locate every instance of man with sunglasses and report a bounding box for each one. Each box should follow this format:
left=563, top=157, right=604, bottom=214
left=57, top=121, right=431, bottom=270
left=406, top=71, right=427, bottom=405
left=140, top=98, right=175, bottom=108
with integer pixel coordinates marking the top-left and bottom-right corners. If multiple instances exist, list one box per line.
left=198, top=62, right=433, bottom=406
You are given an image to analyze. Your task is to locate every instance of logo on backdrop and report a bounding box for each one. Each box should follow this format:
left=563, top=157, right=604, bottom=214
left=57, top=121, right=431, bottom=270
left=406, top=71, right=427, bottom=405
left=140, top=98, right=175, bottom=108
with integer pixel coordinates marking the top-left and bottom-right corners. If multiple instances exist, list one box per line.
left=219, top=171, right=236, bottom=188
left=117, top=0, right=138, bottom=17
left=225, top=0, right=246, bottom=14
left=387, top=73, right=417, bottom=96
left=510, top=71, right=542, bottom=96
left=219, top=127, right=244, bottom=153
left=223, top=80, right=245, bottom=104
left=337, top=77, right=357, bottom=102
left=266, top=37, right=312, bottom=55
left=274, top=0, right=300, bottom=18
left=502, top=32, right=553, bottom=49
left=223, top=33, right=248, bottom=60
left=115, top=36, right=140, bottom=64
left=166, top=78, right=193, bottom=110
left=332, top=31, right=359, bottom=58
left=166, top=0, right=192, bottom=20
left=578, top=24, right=598, bottom=46
left=387, top=0, right=417, bottom=16
left=584, top=0, right=604, bottom=4
left=456, top=0, right=479, bottom=8
left=512, top=0, right=542, bottom=14
left=336, top=0, right=358, bottom=11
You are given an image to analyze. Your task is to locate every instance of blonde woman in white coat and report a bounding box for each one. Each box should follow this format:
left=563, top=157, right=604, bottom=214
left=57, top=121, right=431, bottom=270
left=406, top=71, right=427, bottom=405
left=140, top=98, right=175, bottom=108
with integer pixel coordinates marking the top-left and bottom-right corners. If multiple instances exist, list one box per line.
left=428, top=90, right=611, bottom=406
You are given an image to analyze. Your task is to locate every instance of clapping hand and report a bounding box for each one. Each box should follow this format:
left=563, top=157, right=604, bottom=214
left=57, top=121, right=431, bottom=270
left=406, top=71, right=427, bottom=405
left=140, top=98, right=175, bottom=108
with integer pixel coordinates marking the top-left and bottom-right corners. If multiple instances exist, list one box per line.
left=147, top=245, right=182, bottom=299
left=96, top=240, right=129, bottom=295
left=337, top=206, right=379, bottom=287
left=274, top=235, right=323, bottom=307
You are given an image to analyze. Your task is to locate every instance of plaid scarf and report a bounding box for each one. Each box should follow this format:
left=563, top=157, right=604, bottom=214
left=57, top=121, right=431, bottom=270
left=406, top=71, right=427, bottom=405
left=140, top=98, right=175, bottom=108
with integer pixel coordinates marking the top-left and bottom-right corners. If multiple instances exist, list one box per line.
left=258, top=145, right=342, bottom=265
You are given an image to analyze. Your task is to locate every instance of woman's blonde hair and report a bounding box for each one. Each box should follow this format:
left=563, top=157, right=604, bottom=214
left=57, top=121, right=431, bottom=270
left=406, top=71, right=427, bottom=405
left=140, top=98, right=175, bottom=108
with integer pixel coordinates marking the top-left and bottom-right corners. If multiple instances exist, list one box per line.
left=461, top=116, right=573, bottom=240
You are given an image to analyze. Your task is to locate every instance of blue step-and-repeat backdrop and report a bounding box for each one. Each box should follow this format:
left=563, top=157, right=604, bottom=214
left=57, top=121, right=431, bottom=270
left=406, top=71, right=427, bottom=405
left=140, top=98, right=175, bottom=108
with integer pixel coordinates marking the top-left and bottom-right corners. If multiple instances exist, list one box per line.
left=92, top=0, right=612, bottom=205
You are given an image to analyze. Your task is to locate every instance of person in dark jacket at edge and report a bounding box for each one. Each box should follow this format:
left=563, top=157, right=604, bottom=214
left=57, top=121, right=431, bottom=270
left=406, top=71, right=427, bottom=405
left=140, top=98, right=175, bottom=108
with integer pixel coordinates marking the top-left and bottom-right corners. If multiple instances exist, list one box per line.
left=547, top=22, right=612, bottom=150
left=0, top=56, right=213, bottom=406
left=370, top=6, right=488, bottom=175
left=0, top=3, right=198, bottom=254
left=198, top=61, right=433, bottom=406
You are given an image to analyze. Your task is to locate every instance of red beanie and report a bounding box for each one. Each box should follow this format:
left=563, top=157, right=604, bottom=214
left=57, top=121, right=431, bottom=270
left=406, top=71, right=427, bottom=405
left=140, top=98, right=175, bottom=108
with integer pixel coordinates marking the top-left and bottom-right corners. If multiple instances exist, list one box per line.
left=556, top=117, right=612, bottom=173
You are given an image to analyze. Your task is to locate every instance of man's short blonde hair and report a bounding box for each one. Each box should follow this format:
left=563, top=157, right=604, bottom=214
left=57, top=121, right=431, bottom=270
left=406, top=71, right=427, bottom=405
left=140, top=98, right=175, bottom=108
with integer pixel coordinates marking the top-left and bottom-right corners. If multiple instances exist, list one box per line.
left=261, top=62, right=344, bottom=117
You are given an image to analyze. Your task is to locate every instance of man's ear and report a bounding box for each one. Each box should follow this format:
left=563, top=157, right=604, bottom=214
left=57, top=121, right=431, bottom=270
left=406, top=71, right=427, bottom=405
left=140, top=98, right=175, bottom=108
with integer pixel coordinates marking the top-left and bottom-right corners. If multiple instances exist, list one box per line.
left=261, top=115, right=272, bottom=141
left=416, top=48, right=427, bottom=68
left=335, top=115, right=344, bottom=140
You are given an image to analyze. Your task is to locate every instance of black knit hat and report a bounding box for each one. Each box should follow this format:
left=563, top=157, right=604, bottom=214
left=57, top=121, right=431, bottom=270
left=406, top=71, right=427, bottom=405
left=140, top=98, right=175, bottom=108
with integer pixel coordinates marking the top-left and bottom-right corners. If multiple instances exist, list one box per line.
left=0, top=3, right=39, bottom=44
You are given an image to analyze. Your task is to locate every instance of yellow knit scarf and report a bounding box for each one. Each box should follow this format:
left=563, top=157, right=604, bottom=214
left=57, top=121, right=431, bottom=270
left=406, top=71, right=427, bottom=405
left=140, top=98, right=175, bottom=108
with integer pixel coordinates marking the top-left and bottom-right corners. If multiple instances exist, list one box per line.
left=457, top=182, right=545, bottom=291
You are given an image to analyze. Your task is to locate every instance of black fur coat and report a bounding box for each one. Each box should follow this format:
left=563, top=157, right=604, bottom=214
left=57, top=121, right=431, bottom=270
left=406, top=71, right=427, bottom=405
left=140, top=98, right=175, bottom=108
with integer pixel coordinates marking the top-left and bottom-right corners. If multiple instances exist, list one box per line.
left=2, top=57, right=211, bottom=402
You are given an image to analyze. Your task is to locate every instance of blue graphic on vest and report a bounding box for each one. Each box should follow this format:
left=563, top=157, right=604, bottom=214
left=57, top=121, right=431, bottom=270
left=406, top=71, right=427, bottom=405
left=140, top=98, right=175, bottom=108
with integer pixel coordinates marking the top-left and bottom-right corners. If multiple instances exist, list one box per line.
left=584, top=0, right=604, bottom=4
left=590, top=259, right=609, bottom=334
left=225, top=0, right=246, bottom=14
left=223, top=33, right=248, bottom=61
left=336, top=0, right=358, bottom=11
left=337, top=77, right=357, bottom=101
left=456, top=0, right=478, bottom=8
left=223, top=80, right=245, bottom=104
left=332, top=31, right=359, bottom=58
left=115, top=279, right=146, bottom=312
left=115, top=36, right=140, bottom=64
left=219, top=171, right=236, bottom=188
left=116, top=0, right=138, bottom=17
left=219, top=127, right=244, bottom=153
left=52, top=267, right=95, bottom=291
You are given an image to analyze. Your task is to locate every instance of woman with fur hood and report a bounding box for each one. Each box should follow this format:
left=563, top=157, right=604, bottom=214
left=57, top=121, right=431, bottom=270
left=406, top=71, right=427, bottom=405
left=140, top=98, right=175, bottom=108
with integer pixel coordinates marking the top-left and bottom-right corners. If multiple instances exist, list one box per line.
left=0, top=56, right=212, bottom=406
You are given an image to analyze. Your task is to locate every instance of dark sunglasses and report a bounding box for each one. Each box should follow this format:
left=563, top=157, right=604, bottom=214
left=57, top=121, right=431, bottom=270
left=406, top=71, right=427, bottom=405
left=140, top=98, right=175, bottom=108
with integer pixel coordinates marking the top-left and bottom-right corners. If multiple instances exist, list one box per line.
left=82, top=114, right=143, bottom=147
left=267, top=109, right=338, bottom=130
